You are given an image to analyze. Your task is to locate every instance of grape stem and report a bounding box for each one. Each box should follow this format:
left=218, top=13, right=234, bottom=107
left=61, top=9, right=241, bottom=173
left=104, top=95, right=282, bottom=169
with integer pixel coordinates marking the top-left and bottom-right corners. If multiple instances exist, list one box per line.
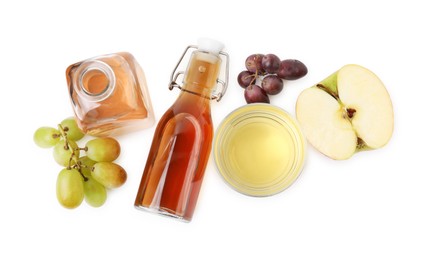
left=249, top=70, right=259, bottom=86
left=57, top=124, right=88, bottom=182
left=78, top=170, right=89, bottom=182
left=58, top=124, right=68, bottom=139
left=74, top=161, right=89, bottom=182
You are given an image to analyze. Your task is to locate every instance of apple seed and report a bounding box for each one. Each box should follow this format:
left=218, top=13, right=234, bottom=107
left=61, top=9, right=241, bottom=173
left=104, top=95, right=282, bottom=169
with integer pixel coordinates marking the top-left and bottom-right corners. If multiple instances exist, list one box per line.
left=346, top=108, right=356, bottom=119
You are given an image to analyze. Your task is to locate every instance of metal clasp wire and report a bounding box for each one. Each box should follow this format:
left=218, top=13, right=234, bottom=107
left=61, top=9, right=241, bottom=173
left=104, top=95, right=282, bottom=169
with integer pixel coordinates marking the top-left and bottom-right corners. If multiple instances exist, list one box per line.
left=168, top=45, right=229, bottom=102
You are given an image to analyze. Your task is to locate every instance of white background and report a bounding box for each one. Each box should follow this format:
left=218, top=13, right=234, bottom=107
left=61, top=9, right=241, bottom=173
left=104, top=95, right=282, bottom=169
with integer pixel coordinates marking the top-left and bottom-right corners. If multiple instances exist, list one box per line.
left=1, top=0, right=435, bottom=259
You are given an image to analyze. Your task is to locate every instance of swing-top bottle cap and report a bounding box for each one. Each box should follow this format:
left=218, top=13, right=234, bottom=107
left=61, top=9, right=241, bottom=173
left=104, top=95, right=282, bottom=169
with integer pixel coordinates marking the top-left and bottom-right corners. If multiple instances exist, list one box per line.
left=169, top=39, right=229, bottom=101
left=197, top=38, right=224, bottom=56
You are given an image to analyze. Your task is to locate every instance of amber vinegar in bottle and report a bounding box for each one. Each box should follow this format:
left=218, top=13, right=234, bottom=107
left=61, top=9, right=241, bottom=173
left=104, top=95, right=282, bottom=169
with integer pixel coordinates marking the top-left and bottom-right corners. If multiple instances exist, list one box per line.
left=66, top=52, right=155, bottom=137
left=135, top=39, right=228, bottom=222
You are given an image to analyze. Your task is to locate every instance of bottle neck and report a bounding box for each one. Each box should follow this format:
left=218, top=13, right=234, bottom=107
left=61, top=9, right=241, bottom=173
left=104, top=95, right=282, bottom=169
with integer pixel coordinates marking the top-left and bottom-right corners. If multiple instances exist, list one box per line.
left=181, top=51, right=221, bottom=100
left=73, top=60, right=116, bottom=102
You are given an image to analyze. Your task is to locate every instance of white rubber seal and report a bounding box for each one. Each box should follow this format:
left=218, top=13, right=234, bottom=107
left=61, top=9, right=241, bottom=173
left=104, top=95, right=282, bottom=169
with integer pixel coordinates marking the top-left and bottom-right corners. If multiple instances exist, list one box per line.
left=197, top=38, right=224, bottom=55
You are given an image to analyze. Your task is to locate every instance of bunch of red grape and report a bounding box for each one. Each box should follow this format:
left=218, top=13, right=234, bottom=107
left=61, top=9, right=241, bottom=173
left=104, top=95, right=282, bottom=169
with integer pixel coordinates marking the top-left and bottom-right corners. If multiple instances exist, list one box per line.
left=237, top=54, right=308, bottom=103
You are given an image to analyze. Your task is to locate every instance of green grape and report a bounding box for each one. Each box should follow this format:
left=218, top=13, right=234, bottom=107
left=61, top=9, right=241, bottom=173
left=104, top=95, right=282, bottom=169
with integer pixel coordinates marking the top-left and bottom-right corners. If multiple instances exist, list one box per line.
left=84, top=176, right=107, bottom=207
left=92, top=162, right=127, bottom=189
left=53, top=140, right=79, bottom=167
left=56, top=168, right=84, bottom=209
left=78, top=156, right=96, bottom=177
left=61, top=117, right=85, bottom=141
left=85, top=137, right=121, bottom=162
left=34, top=127, right=60, bottom=148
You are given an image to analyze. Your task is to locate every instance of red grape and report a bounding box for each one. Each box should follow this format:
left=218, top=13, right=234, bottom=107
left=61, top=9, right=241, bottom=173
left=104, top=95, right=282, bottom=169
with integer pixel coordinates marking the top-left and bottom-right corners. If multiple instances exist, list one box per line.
left=277, top=59, right=308, bottom=80
left=262, top=75, right=284, bottom=95
left=245, top=54, right=265, bottom=74
left=237, top=71, right=255, bottom=88
left=261, top=54, right=281, bottom=74
left=244, top=85, right=270, bottom=104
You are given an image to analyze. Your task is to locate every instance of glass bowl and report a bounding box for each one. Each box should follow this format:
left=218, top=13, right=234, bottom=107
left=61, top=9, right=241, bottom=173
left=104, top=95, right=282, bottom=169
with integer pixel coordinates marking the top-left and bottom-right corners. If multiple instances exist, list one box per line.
left=213, top=104, right=306, bottom=197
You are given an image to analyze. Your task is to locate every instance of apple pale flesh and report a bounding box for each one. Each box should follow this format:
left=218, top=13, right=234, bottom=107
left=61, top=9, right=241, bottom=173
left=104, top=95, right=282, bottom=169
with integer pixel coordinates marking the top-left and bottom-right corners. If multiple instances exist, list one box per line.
left=337, top=65, right=394, bottom=149
left=296, top=87, right=357, bottom=160
left=296, top=64, right=394, bottom=160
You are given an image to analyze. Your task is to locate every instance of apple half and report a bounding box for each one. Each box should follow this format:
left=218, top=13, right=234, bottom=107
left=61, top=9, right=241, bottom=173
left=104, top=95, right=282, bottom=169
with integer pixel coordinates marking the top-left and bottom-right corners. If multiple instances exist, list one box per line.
left=295, top=64, right=394, bottom=160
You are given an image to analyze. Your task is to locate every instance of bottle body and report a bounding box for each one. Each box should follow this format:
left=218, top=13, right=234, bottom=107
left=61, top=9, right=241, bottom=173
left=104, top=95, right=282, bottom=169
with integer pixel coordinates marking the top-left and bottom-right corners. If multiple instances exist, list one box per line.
left=66, top=52, right=154, bottom=136
left=135, top=94, right=213, bottom=221
left=135, top=50, right=221, bottom=221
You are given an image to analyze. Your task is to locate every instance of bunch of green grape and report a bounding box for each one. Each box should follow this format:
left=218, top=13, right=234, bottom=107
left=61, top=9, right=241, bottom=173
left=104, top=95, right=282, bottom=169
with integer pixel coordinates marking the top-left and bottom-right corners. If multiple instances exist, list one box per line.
left=34, top=117, right=127, bottom=209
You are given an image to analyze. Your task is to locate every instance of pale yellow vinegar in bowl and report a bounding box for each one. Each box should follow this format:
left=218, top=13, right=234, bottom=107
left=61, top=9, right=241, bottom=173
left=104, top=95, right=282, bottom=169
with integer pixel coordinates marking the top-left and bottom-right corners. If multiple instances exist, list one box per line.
left=214, top=104, right=306, bottom=197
